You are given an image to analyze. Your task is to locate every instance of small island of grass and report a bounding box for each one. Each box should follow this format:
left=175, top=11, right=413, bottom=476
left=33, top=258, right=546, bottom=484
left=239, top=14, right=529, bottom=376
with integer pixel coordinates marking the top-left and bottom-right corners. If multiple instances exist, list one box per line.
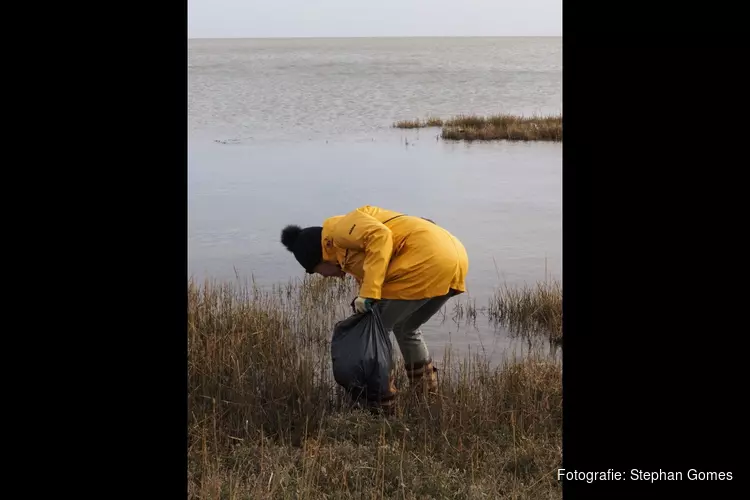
left=393, top=113, right=562, bottom=142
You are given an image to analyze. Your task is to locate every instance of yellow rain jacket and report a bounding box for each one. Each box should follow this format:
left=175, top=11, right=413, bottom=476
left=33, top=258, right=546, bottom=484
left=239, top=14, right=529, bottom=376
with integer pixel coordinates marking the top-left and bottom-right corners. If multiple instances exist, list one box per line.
left=321, top=205, right=469, bottom=301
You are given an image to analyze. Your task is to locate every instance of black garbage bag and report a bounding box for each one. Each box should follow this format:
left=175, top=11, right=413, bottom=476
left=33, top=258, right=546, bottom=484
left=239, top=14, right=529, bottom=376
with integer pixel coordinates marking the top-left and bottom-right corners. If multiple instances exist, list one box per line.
left=330, top=305, right=393, bottom=407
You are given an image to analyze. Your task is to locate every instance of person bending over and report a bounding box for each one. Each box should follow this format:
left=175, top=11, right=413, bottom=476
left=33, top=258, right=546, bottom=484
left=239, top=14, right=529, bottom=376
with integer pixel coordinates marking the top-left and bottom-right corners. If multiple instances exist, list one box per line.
left=280, top=205, right=469, bottom=412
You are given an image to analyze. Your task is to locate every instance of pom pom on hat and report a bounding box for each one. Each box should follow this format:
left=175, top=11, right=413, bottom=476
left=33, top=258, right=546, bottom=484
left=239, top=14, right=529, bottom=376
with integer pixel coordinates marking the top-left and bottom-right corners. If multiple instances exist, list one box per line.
left=280, top=224, right=323, bottom=273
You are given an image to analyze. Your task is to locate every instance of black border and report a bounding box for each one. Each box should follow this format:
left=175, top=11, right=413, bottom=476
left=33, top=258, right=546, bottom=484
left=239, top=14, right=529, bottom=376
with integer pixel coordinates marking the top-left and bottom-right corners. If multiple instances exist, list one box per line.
left=74, top=3, right=189, bottom=495
left=562, top=37, right=742, bottom=497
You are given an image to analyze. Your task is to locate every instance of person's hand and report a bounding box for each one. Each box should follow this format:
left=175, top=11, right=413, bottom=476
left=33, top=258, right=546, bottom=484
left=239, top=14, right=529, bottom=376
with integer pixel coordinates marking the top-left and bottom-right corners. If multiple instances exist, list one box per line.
left=353, top=296, right=374, bottom=314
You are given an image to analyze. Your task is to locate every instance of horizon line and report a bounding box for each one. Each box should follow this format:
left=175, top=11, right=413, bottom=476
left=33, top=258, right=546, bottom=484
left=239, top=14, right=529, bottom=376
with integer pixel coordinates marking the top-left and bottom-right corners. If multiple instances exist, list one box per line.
left=187, top=34, right=562, bottom=40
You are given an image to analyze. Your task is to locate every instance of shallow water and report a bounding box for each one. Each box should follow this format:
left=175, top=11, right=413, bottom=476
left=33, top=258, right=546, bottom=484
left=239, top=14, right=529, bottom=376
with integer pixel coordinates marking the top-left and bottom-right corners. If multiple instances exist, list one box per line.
left=188, top=37, right=562, bottom=362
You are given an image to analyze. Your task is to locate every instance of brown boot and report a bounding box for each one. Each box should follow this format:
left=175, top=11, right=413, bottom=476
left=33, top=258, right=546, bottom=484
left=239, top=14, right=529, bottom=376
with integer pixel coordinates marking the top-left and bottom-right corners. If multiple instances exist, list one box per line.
left=371, top=370, right=398, bottom=416
left=405, top=359, right=439, bottom=397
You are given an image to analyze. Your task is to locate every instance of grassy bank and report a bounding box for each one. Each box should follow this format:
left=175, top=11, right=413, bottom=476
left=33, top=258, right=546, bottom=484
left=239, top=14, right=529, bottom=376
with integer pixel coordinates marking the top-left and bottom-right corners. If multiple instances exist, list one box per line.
left=393, top=113, right=562, bottom=142
left=188, top=276, right=562, bottom=499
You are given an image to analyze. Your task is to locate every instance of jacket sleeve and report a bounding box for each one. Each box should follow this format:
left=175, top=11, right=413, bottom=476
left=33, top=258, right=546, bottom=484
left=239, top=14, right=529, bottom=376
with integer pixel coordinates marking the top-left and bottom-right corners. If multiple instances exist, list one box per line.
left=331, top=208, right=393, bottom=300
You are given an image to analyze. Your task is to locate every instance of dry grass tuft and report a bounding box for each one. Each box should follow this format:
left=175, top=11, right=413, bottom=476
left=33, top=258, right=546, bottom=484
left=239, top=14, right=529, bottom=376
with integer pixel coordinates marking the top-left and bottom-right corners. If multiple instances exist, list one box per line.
left=188, top=276, right=562, bottom=499
left=488, top=279, right=563, bottom=344
left=392, top=116, right=444, bottom=129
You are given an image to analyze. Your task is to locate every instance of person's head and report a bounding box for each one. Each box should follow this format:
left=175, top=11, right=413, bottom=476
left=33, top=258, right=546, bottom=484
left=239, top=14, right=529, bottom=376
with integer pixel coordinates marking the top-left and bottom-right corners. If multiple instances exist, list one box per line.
left=281, top=224, right=345, bottom=278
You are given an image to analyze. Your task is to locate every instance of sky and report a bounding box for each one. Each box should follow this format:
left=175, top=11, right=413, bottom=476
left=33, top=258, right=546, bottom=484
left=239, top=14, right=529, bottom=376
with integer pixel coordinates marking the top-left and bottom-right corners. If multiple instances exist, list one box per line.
left=188, top=0, right=562, bottom=39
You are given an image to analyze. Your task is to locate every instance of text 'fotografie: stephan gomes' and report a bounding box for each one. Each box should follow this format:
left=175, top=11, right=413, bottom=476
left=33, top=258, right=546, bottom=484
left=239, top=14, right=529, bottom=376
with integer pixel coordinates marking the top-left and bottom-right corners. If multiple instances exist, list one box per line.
left=557, top=469, right=733, bottom=483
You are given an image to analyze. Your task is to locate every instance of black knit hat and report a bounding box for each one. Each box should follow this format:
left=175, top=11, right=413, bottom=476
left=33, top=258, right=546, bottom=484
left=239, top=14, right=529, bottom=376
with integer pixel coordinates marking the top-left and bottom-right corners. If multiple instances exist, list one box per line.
left=281, top=225, right=323, bottom=274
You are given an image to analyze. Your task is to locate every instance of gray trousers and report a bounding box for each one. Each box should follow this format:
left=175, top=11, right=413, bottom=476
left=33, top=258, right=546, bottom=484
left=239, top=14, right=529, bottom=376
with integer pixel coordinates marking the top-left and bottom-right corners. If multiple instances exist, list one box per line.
left=373, top=289, right=458, bottom=367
